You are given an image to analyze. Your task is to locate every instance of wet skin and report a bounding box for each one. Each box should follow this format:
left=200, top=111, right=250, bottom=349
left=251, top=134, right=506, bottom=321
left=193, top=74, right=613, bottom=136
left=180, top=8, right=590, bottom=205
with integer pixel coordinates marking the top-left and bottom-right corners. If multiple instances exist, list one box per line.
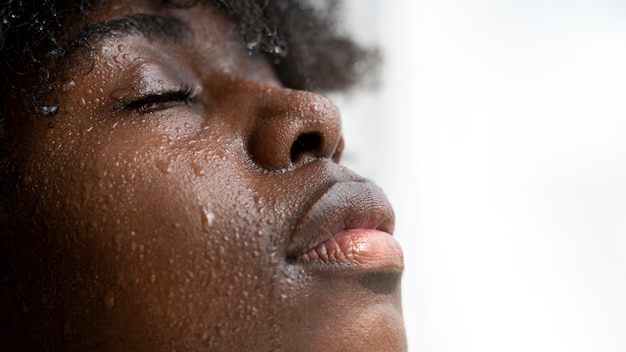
left=1, top=1, right=405, bottom=351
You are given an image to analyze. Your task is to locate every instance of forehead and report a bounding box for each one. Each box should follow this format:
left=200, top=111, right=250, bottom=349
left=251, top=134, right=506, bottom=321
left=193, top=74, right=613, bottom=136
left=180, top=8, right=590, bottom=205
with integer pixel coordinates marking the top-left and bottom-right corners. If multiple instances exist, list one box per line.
left=83, top=0, right=237, bottom=46
left=61, top=0, right=269, bottom=85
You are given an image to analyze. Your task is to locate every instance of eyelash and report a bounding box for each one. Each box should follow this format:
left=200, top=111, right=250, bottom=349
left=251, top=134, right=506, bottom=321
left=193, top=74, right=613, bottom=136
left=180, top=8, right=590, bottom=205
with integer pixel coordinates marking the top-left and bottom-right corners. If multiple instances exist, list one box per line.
left=124, top=84, right=198, bottom=113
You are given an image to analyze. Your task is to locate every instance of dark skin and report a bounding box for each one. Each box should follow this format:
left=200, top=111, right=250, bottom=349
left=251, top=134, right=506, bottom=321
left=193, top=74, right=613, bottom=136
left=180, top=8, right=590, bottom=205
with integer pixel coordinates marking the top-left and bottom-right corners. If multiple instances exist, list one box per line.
left=1, top=1, right=405, bottom=350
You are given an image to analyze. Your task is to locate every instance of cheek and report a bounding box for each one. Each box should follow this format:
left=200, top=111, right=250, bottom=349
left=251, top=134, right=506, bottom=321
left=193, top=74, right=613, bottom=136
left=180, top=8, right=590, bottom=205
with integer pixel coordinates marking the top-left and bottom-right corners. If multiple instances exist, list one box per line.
left=97, top=153, right=286, bottom=348
left=16, top=116, right=288, bottom=348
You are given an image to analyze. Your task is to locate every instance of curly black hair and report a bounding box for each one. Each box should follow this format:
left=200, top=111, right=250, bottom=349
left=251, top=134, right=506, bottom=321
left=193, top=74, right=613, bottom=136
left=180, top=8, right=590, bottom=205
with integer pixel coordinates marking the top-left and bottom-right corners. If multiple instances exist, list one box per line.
left=0, top=0, right=376, bottom=118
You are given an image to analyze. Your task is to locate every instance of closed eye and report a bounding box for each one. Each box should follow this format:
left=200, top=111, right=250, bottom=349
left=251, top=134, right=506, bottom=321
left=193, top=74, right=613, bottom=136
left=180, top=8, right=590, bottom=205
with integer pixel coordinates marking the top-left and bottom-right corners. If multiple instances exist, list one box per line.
left=123, top=84, right=199, bottom=113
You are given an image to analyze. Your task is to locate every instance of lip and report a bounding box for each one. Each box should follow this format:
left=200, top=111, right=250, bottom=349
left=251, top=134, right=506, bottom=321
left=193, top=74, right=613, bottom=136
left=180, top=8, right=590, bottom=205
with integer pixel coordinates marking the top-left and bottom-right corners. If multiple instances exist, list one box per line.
left=287, top=181, right=404, bottom=274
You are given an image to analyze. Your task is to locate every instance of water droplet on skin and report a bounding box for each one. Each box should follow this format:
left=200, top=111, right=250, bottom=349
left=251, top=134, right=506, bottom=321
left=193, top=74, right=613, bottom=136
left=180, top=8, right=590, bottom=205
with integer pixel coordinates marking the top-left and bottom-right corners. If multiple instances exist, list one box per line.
left=155, top=160, right=170, bottom=173
left=103, top=289, right=115, bottom=310
left=109, top=88, right=130, bottom=100
left=215, top=149, right=225, bottom=160
left=191, top=162, right=204, bottom=176
left=62, top=80, right=76, bottom=92
left=273, top=44, right=286, bottom=56
left=97, top=169, right=107, bottom=179
left=79, top=97, right=87, bottom=106
left=201, top=207, right=215, bottom=232
left=309, top=102, right=323, bottom=113
left=245, top=34, right=261, bottom=50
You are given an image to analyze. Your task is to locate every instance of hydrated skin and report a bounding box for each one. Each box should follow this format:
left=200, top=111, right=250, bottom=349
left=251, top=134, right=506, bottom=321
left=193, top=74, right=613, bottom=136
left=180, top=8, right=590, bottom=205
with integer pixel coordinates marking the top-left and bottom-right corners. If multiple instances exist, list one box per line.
left=0, top=1, right=406, bottom=351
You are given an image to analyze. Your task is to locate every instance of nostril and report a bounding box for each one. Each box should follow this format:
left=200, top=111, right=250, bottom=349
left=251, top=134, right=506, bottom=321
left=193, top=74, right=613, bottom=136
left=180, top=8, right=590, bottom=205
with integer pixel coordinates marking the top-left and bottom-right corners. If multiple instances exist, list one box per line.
left=290, top=132, right=322, bottom=163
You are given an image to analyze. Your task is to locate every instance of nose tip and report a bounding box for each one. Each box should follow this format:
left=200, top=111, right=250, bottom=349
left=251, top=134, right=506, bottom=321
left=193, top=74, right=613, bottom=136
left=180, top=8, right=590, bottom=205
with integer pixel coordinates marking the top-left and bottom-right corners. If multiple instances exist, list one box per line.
left=248, top=89, right=343, bottom=171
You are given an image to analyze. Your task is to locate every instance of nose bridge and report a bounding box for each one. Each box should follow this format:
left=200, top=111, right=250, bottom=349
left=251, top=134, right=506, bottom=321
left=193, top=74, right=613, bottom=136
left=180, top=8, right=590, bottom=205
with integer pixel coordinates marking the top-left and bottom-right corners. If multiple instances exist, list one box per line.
left=239, top=80, right=343, bottom=171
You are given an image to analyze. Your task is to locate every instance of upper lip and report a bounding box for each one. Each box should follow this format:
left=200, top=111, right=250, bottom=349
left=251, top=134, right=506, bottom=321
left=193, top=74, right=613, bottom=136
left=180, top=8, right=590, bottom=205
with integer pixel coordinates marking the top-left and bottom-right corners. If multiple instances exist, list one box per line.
left=286, top=180, right=395, bottom=260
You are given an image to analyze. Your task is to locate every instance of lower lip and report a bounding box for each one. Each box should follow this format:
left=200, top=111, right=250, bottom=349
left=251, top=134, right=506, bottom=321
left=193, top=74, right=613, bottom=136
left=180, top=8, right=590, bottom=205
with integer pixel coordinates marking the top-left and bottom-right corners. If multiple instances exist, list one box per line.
left=293, top=229, right=404, bottom=273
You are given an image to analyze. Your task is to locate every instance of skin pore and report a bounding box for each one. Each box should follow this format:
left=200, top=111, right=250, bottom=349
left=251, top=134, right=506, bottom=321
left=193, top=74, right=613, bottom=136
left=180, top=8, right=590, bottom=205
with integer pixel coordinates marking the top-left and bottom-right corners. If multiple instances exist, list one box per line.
left=0, top=1, right=405, bottom=351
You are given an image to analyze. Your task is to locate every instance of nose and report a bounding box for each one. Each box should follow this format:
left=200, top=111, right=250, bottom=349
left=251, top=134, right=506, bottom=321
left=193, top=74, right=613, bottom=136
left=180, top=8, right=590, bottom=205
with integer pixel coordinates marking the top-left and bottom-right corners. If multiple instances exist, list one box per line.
left=244, top=83, right=344, bottom=171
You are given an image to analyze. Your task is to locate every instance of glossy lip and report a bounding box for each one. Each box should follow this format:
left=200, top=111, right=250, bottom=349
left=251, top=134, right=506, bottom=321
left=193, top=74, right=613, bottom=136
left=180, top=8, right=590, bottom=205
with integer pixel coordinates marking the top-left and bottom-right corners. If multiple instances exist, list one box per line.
left=287, top=181, right=404, bottom=273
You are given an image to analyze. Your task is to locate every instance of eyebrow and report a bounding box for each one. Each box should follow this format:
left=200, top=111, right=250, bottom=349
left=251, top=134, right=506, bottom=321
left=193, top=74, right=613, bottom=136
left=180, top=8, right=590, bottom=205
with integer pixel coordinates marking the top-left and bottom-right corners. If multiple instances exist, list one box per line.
left=78, top=13, right=192, bottom=45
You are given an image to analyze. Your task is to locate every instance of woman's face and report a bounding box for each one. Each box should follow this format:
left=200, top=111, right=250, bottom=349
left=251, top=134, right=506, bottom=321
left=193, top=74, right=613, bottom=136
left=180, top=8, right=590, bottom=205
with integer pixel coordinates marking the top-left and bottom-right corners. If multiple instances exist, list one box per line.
left=2, top=1, right=405, bottom=350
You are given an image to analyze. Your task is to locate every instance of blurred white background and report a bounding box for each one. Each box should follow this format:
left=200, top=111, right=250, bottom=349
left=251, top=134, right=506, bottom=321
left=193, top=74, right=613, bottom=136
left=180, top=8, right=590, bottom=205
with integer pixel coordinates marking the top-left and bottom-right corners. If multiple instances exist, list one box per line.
left=335, top=0, right=626, bottom=351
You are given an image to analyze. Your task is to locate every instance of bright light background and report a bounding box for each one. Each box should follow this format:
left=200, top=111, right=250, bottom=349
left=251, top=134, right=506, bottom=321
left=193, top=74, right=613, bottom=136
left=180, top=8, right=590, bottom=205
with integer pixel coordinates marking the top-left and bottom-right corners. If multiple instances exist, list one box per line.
left=335, top=0, right=626, bottom=351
